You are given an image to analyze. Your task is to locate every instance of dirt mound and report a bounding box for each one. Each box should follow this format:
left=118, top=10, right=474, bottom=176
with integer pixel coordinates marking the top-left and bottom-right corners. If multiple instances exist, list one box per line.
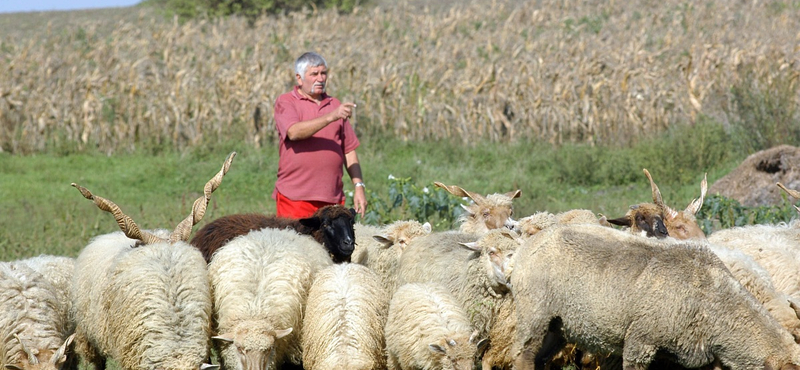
left=709, top=145, right=800, bottom=207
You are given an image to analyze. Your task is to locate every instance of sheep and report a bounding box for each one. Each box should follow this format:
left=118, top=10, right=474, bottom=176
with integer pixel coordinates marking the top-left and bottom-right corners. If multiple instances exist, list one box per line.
left=511, top=223, right=800, bottom=370
left=434, top=182, right=521, bottom=234
left=515, top=209, right=603, bottom=238
left=70, top=152, right=234, bottom=370
left=617, top=172, right=800, bottom=342
left=207, top=227, right=333, bottom=370
left=0, top=256, right=77, bottom=370
left=351, top=220, right=431, bottom=293
left=191, top=205, right=357, bottom=263
left=301, top=263, right=389, bottom=370
left=385, top=283, right=485, bottom=370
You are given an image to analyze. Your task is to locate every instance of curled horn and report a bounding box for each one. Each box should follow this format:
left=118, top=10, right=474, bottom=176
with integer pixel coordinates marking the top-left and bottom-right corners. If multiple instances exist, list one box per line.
left=13, top=334, right=38, bottom=365
left=686, top=173, right=708, bottom=215
left=434, top=182, right=486, bottom=203
left=71, top=183, right=165, bottom=245
left=777, top=182, right=800, bottom=213
left=170, top=152, right=236, bottom=243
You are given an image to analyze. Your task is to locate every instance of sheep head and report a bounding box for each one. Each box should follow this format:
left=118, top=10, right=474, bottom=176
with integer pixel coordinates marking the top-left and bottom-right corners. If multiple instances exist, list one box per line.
left=434, top=182, right=521, bottom=234
left=428, top=330, right=487, bottom=370
left=514, top=212, right=556, bottom=238
left=606, top=203, right=669, bottom=239
left=72, top=152, right=235, bottom=247
left=460, top=229, right=523, bottom=293
left=5, top=333, right=75, bottom=370
left=212, top=325, right=292, bottom=370
left=299, top=205, right=356, bottom=263
left=373, top=220, right=432, bottom=252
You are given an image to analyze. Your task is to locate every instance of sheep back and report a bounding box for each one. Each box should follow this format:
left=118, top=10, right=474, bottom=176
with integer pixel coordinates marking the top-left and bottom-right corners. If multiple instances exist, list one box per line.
left=385, top=283, right=481, bottom=370
left=0, top=258, right=76, bottom=369
left=512, top=223, right=800, bottom=370
left=73, top=230, right=213, bottom=370
left=208, top=228, right=333, bottom=370
left=301, top=263, right=389, bottom=370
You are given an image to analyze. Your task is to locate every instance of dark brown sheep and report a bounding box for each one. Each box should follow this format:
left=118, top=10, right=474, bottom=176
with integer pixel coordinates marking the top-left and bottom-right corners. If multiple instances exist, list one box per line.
left=190, top=205, right=357, bottom=263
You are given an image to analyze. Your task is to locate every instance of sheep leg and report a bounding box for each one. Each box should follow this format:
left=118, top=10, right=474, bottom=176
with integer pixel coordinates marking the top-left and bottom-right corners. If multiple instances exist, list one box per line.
left=621, top=334, right=656, bottom=370
left=386, top=352, right=401, bottom=370
left=535, top=329, right=567, bottom=369
left=512, top=317, right=550, bottom=370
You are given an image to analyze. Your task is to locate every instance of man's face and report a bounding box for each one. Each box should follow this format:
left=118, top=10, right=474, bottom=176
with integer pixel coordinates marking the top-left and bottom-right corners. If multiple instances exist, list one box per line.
left=297, top=65, right=328, bottom=97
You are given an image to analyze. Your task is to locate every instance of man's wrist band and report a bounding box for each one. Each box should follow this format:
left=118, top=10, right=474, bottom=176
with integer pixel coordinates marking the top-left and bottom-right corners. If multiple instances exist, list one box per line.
left=354, top=182, right=366, bottom=189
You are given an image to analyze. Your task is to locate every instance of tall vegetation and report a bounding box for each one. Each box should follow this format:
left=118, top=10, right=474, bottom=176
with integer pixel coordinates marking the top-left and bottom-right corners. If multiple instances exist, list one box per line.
left=144, top=0, right=365, bottom=22
left=1, top=0, right=798, bottom=155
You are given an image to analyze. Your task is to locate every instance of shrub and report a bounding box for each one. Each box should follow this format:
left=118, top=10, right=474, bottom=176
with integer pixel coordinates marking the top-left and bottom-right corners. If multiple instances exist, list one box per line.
left=696, top=194, right=799, bottom=234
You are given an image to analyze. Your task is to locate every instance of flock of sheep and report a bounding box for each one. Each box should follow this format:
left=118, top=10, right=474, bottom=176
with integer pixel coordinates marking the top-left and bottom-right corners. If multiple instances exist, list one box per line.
left=3, top=151, right=800, bottom=370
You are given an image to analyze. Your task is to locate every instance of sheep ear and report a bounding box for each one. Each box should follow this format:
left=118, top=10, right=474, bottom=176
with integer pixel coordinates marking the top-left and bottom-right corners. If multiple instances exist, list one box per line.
left=686, top=173, right=708, bottom=215
left=200, top=364, right=220, bottom=370
left=477, top=338, right=490, bottom=354
left=349, top=208, right=356, bottom=217
left=505, top=189, right=521, bottom=199
left=373, top=235, right=394, bottom=248
left=422, top=222, right=432, bottom=233
left=212, top=334, right=235, bottom=344
left=460, top=204, right=474, bottom=215
left=459, top=241, right=481, bottom=253
left=606, top=217, right=632, bottom=227
left=469, top=330, right=480, bottom=344
left=51, top=333, right=75, bottom=365
left=275, top=327, right=293, bottom=339
left=299, top=216, right=322, bottom=229
left=428, top=344, right=447, bottom=355
left=5, top=365, right=23, bottom=370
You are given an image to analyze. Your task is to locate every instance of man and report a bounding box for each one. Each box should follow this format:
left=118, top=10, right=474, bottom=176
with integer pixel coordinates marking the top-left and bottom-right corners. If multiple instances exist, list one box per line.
left=272, top=51, right=367, bottom=218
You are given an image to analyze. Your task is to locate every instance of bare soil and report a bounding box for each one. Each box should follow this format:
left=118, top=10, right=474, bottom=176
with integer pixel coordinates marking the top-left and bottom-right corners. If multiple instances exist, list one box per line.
left=708, top=145, right=800, bottom=207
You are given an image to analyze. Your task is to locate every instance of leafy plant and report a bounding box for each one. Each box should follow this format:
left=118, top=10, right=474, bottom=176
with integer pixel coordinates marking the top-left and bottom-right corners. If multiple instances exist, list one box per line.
left=352, top=175, right=465, bottom=230
left=696, top=194, right=799, bottom=234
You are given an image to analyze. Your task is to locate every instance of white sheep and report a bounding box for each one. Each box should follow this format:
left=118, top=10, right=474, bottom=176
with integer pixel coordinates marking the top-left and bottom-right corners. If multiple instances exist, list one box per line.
left=208, top=227, right=333, bottom=370
left=385, top=283, right=484, bottom=370
left=511, top=223, right=800, bottom=370
left=0, top=256, right=77, bottom=370
left=70, top=152, right=234, bottom=370
left=434, top=182, right=520, bottom=234
left=301, top=263, right=389, bottom=370
left=352, top=220, right=431, bottom=293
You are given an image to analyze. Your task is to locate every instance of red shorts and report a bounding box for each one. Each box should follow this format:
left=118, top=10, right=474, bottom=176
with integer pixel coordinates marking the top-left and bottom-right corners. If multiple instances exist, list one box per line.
left=275, top=191, right=344, bottom=219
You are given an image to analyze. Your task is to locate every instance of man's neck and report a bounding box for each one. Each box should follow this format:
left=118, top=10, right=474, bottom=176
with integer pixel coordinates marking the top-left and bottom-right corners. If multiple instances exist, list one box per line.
left=298, top=87, right=324, bottom=104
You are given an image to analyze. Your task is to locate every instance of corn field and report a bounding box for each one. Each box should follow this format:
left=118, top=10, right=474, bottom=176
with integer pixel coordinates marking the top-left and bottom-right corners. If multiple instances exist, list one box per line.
left=1, top=0, right=798, bottom=154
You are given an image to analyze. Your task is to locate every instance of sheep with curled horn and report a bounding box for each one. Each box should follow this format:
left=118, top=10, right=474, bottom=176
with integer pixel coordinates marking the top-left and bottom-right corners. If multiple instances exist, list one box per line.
left=70, top=152, right=235, bottom=370
left=434, top=182, right=521, bottom=234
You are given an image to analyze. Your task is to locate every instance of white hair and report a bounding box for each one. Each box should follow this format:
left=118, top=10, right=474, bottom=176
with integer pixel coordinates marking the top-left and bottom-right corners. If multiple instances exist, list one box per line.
left=295, top=52, right=327, bottom=77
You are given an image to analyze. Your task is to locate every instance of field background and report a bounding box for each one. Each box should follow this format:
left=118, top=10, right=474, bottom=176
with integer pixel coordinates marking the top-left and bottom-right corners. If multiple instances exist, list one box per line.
left=1, top=1, right=800, bottom=259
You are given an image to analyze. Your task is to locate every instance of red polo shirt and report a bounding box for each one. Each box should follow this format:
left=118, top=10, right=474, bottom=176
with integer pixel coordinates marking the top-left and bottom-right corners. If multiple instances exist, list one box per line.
left=272, top=86, right=360, bottom=203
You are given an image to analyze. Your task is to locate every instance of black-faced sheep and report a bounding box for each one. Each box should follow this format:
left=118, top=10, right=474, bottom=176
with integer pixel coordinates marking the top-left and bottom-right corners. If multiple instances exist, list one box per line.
left=0, top=256, right=77, bottom=370
left=70, top=152, right=234, bottom=370
left=190, top=205, right=357, bottom=263
left=434, top=182, right=521, bottom=234
left=385, top=283, right=485, bottom=370
left=301, top=263, right=389, bottom=370
left=208, top=227, right=332, bottom=370
left=511, top=223, right=800, bottom=370
left=351, top=220, right=431, bottom=293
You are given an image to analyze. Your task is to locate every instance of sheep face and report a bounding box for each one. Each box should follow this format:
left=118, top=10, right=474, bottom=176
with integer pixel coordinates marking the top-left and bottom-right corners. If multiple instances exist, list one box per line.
left=461, top=229, right=522, bottom=292
left=213, top=326, right=293, bottom=370
left=434, top=182, right=521, bottom=234
left=5, top=334, right=75, bottom=370
left=373, top=220, right=432, bottom=252
left=428, top=331, right=484, bottom=370
left=607, top=203, right=669, bottom=239
left=300, top=205, right=356, bottom=263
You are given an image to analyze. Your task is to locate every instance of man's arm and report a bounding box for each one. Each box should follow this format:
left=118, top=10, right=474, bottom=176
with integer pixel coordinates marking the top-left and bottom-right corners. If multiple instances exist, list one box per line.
left=345, top=150, right=367, bottom=217
left=286, top=102, right=356, bottom=141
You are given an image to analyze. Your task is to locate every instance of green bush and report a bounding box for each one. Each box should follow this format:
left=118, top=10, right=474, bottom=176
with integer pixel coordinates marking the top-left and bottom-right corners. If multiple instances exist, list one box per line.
left=145, top=0, right=366, bottom=22
left=696, top=194, right=799, bottom=234
left=353, top=176, right=466, bottom=230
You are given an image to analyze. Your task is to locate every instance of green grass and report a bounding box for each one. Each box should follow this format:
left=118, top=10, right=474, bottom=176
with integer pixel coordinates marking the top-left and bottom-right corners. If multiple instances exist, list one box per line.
left=1, top=120, right=754, bottom=261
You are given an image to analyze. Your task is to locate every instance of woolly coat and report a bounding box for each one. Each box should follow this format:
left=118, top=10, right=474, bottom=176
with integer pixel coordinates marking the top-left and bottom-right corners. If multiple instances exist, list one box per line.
left=511, top=223, right=800, bottom=370
left=301, top=263, right=389, bottom=370
left=72, top=230, right=213, bottom=370
left=352, top=221, right=431, bottom=294
left=208, top=228, right=333, bottom=370
left=385, top=283, right=480, bottom=370
left=0, top=256, right=76, bottom=369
